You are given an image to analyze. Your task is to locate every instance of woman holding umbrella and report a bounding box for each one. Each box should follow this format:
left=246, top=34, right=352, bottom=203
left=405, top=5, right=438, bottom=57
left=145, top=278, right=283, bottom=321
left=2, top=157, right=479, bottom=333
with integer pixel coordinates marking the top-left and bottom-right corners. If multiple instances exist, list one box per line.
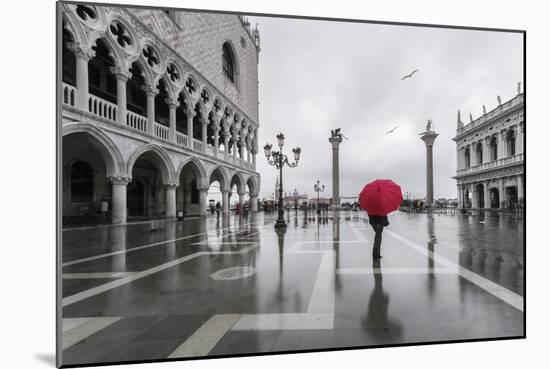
left=359, top=179, right=403, bottom=260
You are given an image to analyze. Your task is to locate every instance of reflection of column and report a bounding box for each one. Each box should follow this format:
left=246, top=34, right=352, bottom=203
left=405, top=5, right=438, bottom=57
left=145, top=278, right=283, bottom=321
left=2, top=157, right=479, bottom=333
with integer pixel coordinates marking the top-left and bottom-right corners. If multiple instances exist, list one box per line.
left=110, top=67, right=131, bottom=125
left=199, top=186, right=208, bottom=216
left=484, top=181, right=490, bottom=208
left=143, top=86, right=158, bottom=135
left=70, top=43, right=95, bottom=110
left=111, top=226, right=127, bottom=272
left=498, top=178, right=505, bottom=209
left=165, top=183, right=178, bottom=219
left=110, top=176, right=130, bottom=224
left=221, top=189, right=229, bottom=214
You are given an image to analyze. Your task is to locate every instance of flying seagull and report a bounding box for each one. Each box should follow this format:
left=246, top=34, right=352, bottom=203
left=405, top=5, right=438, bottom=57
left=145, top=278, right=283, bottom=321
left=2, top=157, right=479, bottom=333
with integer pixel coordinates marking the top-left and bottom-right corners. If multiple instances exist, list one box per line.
left=385, top=126, right=399, bottom=135
left=401, top=69, right=419, bottom=80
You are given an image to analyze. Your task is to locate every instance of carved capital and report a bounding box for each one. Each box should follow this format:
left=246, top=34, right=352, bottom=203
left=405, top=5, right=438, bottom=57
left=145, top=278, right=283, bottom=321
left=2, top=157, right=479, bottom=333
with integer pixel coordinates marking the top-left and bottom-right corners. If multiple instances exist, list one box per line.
left=165, top=97, right=179, bottom=109
left=164, top=181, right=179, bottom=189
left=109, top=176, right=131, bottom=185
left=109, top=66, right=132, bottom=81
left=68, top=42, right=95, bottom=60
left=141, top=85, right=159, bottom=97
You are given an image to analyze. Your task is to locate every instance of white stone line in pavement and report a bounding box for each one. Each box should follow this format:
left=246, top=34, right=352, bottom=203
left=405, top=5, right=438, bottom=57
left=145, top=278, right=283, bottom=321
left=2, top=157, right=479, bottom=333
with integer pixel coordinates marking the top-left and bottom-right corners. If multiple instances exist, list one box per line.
left=62, top=244, right=261, bottom=307
left=337, top=267, right=454, bottom=275
left=62, top=317, right=94, bottom=333
left=306, top=250, right=336, bottom=314
left=63, top=272, right=137, bottom=279
left=385, top=230, right=524, bottom=312
left=62, top=221, right=262, bottom=267
left=167, top=314, right=241, bottom=358
left=62, top=317, right=121, bottom=350
left=231, top=313, right=334, bottom=331
left=190, top=241, right=258, bottom=246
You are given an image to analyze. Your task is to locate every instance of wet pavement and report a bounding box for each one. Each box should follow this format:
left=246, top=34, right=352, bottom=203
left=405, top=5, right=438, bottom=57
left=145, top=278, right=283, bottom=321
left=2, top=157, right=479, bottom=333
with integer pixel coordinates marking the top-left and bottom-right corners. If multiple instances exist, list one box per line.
left=60, top=210, right=524, bottom=366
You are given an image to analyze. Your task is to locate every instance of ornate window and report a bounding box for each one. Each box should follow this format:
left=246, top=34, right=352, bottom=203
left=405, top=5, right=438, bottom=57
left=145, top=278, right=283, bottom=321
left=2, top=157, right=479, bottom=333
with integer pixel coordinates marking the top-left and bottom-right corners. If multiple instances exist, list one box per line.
left=70, top=161, right=94, bottom=203
left=506, top=130, right=516, bottom=156
left=222, top=43, right=235, bottom=83
left=476, top=142, right=483, bottom=165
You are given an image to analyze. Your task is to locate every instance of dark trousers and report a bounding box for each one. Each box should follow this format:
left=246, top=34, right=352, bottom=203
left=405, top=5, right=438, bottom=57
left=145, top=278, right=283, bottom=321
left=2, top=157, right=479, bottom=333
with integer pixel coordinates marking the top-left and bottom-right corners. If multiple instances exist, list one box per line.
left=370, top=223, right=384, bottom=257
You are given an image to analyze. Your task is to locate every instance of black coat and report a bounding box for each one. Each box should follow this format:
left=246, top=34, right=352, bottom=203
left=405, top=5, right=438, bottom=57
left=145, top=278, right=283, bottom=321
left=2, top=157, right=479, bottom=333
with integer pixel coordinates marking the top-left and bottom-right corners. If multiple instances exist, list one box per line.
left=369, top=215, right=389, bottom=227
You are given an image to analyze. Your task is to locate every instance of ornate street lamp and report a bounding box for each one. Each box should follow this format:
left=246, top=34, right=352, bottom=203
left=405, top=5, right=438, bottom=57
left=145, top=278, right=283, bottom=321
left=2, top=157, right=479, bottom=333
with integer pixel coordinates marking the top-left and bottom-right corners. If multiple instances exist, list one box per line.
left=264, top=133, right=301, bottom=228
left=314, top=179, right=325, bottom=214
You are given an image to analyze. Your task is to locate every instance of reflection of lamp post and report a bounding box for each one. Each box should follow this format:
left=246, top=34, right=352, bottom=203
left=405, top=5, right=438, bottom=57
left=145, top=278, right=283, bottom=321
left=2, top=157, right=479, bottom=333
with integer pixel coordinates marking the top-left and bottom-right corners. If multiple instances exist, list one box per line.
left=314, top=180, right=325, bottom=215
left=264, top=133, right=301, bottom=228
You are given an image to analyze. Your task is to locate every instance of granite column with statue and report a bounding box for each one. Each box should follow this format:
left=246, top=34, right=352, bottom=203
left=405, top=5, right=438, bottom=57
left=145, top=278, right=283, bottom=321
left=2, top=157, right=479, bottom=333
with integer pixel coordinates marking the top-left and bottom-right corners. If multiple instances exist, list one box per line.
left=420, top=120, right=438, bottom=206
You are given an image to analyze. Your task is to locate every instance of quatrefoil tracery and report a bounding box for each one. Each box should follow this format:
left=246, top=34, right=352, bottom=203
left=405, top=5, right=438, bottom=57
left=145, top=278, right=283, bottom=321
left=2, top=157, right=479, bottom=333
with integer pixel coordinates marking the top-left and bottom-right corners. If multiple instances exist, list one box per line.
left=76, top=5, right=96, bottom=21
left=109, top=22, right=132, bottom=48
left=142, top=46, right=159, bottom=67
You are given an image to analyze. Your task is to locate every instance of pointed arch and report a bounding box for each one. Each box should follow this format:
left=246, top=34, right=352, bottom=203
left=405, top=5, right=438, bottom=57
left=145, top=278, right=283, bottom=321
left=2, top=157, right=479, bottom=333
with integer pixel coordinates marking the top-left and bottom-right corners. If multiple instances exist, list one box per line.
left=177, top=157, right=208, bottom=187
left=127, top=144, right=176, bottom=183
left=229, top=171, right=246, bottom=193
left=208, top=166, right=230, bottom=191
left=246, top=175, right=259, bottom=195
left=63, top=123, right=125, bottom=177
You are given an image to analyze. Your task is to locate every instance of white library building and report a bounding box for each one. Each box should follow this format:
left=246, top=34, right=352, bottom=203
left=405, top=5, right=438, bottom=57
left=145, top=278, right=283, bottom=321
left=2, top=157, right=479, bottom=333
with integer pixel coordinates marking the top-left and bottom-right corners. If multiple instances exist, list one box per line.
left=453, top=85, right=524, bottom=209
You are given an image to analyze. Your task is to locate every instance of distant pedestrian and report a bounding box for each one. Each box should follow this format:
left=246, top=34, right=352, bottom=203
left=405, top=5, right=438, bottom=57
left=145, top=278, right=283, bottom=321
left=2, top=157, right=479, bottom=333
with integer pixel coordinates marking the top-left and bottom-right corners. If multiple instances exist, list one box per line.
left=215, top=201, right=221, bottom=219
left=368, top=214, right=389, bottom=260
left=100, top=198, right=109, bottom=223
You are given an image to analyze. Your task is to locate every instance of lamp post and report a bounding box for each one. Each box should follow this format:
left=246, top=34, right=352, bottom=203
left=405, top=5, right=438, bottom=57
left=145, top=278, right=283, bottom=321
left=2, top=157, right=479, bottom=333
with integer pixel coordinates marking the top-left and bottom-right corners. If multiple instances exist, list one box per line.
left=314, top=180, right=325, bottom=215
left=264, top=133, right=301, bottom=228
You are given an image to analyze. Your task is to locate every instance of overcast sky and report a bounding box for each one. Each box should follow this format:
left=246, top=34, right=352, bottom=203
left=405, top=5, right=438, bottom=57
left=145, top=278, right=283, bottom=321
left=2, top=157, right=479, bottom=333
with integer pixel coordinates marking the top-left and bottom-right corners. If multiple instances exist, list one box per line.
left=247, top=16, right=523, bottom=201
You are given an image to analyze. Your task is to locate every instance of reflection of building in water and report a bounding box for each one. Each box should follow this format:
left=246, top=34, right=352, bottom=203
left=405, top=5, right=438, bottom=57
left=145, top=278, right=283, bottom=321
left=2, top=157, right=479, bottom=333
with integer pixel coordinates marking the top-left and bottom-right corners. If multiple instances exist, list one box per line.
left=453, top=88, right=524, bottom=209
left=61, top=4, right=261, bottom=225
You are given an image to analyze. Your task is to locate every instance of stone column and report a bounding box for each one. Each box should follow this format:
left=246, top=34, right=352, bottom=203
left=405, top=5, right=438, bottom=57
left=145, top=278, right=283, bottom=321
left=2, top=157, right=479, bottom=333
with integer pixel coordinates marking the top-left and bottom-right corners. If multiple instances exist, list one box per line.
left=143, top=86, right=158, bottom=136
left=221, top=189, right=229, bottom=214
left=471, top=183, right=477, bottom=208
left=232, top=128, right=239, bottom=165
left=238, top=191, right=246, bottom=210
left=186, top=108, right=196, bottom=149
left=420, top=130, right=439, bottom=206
left=199, top=186, right=208, bottom=216
left=329, top=135, right=343, bottom=207
left=250, top=193, right=258, bottom=212
left=498, top=178, right=505, bottom=209
left=70, top=43, right=95, bottom=111
left=223, top=129, right=230, bottom=161
left=212, top=117, right=221, bottom=157
left=166, top=97, right=178, bottom=143
left=457, top=185, right=463, bottom=208
left=165, top=183, right=178, bottom=219
left=200, top=117, right=208, bottom=153
left=484, top=137, right=491, bottom=163
left=110, top=67, right=131, bottom=125
left=456, top=148, right=461, bottom=171
left=484, top=181, right=491, bottom=208
left=499, top=130, right=507, bottom=159
left=110, top=176, right=130, bottom=224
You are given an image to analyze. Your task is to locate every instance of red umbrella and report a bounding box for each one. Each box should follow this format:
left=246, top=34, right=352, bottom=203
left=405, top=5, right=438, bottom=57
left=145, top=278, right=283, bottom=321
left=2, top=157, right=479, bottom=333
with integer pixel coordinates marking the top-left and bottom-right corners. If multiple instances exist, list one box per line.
left=359, top=179, right=403, bottom=216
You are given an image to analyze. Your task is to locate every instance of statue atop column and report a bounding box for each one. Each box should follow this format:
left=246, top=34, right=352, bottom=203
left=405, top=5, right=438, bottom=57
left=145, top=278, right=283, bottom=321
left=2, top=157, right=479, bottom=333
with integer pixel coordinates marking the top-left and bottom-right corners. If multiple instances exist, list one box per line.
left=426, top=119, right=433, bottom=132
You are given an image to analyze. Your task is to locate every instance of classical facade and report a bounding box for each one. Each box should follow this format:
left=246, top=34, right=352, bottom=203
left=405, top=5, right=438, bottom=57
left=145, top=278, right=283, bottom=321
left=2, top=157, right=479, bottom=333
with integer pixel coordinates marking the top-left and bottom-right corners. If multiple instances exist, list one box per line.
left=61, top=4, right=261, bottom=224
left=453, top=87, right=524, bottom=209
